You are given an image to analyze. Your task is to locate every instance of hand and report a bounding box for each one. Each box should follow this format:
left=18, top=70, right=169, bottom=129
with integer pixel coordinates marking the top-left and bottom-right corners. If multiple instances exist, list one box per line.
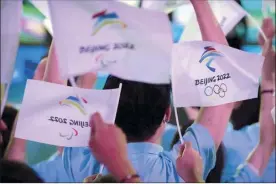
left=258, top=18, right=275, bottom=46
left=77, top=72, right=97, bottom=89
left=89, top=113, right=138, bottom=182
left=33, top=58, right=47, bottom=80
left=89, top=112, right=128, bottom=168
left=176, top=142, right=204, bottom=182
left=83, top=174, right=102, bottom=183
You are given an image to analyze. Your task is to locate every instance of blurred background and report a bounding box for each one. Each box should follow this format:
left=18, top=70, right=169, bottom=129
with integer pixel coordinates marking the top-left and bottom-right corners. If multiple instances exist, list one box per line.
left=4, top=0, right=276, bottom=164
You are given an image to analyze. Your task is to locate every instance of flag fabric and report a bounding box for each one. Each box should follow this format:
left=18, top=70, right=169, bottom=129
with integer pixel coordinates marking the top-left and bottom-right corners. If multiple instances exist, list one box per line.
left=30, top=0, right=50, bottom=19
left=15, top=79, right=122, bottom=147
left=1, top=0, right=22, bottom=84
left=180, top=0, right=246, bottom=41
left=172, top=41, right=264, bottom=107
left=48, top=1, right=172, bottom=84
left=142, top=0, right=190, bottom=13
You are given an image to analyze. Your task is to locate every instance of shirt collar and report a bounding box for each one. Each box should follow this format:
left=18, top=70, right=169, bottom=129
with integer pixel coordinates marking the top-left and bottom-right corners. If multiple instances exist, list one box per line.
left=82, top=142, right=164, bottom=155
left=127, top=142, right=163, bottom=155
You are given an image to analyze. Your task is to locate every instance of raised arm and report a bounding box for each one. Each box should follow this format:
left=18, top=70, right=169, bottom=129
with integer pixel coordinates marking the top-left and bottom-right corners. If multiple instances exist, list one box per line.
left=192, top=0, right=233, bottom=149
left=229, top=18, right=275, bottom=182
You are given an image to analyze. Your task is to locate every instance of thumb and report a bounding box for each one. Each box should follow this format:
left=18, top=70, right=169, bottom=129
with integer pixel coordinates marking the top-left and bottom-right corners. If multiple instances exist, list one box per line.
left=182, top=142, right=192, bottom=156
left=90, top=112, right=104, bottom=136
left=178, top=144, right=185, bottom=157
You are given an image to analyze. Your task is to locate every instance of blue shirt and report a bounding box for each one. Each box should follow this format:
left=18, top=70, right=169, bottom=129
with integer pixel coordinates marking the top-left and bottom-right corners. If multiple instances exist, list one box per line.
left=32, top=123, right=216, bottom=182
left=222, top=123, right=275, bottom=182
left=161, top=123, right=177, bottom=151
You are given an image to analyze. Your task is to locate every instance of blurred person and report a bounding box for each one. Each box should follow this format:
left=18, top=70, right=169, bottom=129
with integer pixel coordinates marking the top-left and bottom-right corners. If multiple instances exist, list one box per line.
left=0, top=105, right=18, bottom=158
left=5, top=0, right=253, bottom=182
left=221, top=17, right=276, bottom=182
left=0, top=159, right=43, bottom=182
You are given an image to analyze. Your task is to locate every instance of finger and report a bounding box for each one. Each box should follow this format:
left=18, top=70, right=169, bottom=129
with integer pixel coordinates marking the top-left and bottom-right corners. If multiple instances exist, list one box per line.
left=0, top=120, right=7, bottom=131
left=178, top=144, right=185, bottom=157
left=184, top=141, right=192, bottom=149
left=90, top=112, right=104, bottom=136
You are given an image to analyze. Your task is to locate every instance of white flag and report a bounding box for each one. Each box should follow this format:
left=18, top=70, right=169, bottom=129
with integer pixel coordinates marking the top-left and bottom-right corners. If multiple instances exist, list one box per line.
left=180, top=0, right=246, bottom=41
left=30, top=0, right=51, bottom=19
left=172, top=41, right=264, bottom=107
left=48, top=1, right=172, bottom=84
left=142, top=0, right=190, bottom=13
left=15, top=79, right=122, bottom=147
left=1, top=0, right=22, bottom=84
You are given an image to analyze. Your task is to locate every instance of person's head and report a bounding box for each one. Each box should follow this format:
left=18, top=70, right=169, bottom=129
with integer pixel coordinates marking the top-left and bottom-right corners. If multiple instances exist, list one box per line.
left=170, top=122, right=225, bottom=183
left=1, top=105, right=18, bottom=157
left=104, top=75, right=171, bottom=143
left=0, top=159, right=43, bottom=182
left=230, top=88, right=261, bottom=130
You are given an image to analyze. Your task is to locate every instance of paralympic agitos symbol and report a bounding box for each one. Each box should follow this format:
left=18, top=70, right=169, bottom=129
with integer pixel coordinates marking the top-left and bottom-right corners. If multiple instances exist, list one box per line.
left=59, top=128, right=78, bottom=140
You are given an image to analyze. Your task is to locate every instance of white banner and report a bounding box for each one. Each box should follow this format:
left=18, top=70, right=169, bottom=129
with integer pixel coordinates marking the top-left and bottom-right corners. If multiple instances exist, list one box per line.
left=30, top=0, right=51, bottom=19
left=142, top=0, right=190, bottom=13
left=48, top=1, right=172, bottom=84
left=15, top=80, right=122, bottom=147
left=1, top=0, right=22, bottom=84
left=172, top=41, right=264, bottom=107
left=180, top=0, right=246, bottom=41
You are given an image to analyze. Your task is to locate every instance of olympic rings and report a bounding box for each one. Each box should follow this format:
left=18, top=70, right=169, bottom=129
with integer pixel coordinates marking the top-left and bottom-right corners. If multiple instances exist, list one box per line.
left=204, top=83, right=227, bottom=98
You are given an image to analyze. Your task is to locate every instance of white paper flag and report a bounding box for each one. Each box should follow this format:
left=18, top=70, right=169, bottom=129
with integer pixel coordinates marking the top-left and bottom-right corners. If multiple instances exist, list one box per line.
left=172, top=41, right=264, bottom=107
left=180, top=0, right=246, bottom=41
left=30, top=0, right=51, bottom=19
left=48, top=1, right=172, bottom=84
left=15, top=80, right=122, bottom=147
left=142, top=0, right=190, bottom=13
left=1, top=0, right=22, bottom=84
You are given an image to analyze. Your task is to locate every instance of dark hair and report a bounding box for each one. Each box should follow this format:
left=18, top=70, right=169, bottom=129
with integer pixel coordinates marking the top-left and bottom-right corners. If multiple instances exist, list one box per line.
left=0, top=159, right=43, bottom=182
left=92, top=174, right=118, bottom=183
left=170, top=122, right=225, bottom=183
left=230, top=88, right=260, bottom=130
left=104, top=75, right=171, bottom=142
left=1, top=105, right=18, bottom=158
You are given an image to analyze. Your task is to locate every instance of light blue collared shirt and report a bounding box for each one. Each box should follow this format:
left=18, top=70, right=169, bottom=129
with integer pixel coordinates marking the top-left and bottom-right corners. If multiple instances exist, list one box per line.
left=32, top=123, right=216, bottom=182
left=222, top=123, right=275, bottom=182
left=161, top=123, right=177, bottom=151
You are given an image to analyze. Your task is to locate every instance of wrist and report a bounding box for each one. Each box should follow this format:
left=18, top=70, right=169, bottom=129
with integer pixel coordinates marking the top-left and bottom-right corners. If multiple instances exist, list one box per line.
left=107, top=158, right=137, bottom=182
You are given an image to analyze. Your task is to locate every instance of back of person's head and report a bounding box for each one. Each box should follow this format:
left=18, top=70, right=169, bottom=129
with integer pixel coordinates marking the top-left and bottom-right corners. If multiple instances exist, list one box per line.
left=1, top=105, right=18, bottom=157
left=104, top=75, right=171, bottom=142
left=230, top=89, right=260, bottom=130
left=0, top=159, right=43, bottom=182
left=170, top=121, right=225, bottom=183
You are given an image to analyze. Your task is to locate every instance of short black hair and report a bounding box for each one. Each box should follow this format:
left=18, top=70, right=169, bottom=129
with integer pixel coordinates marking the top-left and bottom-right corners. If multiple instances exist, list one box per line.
left=0, top=159, right=43, bottom=182
left=1, top=105, right=18, bottom=158
left=170, top=122, right=225, bottom=183
left=104, top=75, right=171, bottom=142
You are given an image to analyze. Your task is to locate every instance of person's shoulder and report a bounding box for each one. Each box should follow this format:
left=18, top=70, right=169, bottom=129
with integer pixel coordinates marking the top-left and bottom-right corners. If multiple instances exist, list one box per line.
left=63, top=147, right=91, bottom=158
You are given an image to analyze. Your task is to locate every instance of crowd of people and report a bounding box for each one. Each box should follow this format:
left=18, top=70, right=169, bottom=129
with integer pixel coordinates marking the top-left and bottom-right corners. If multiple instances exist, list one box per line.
left=0, top=0, right=275, bottom=182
